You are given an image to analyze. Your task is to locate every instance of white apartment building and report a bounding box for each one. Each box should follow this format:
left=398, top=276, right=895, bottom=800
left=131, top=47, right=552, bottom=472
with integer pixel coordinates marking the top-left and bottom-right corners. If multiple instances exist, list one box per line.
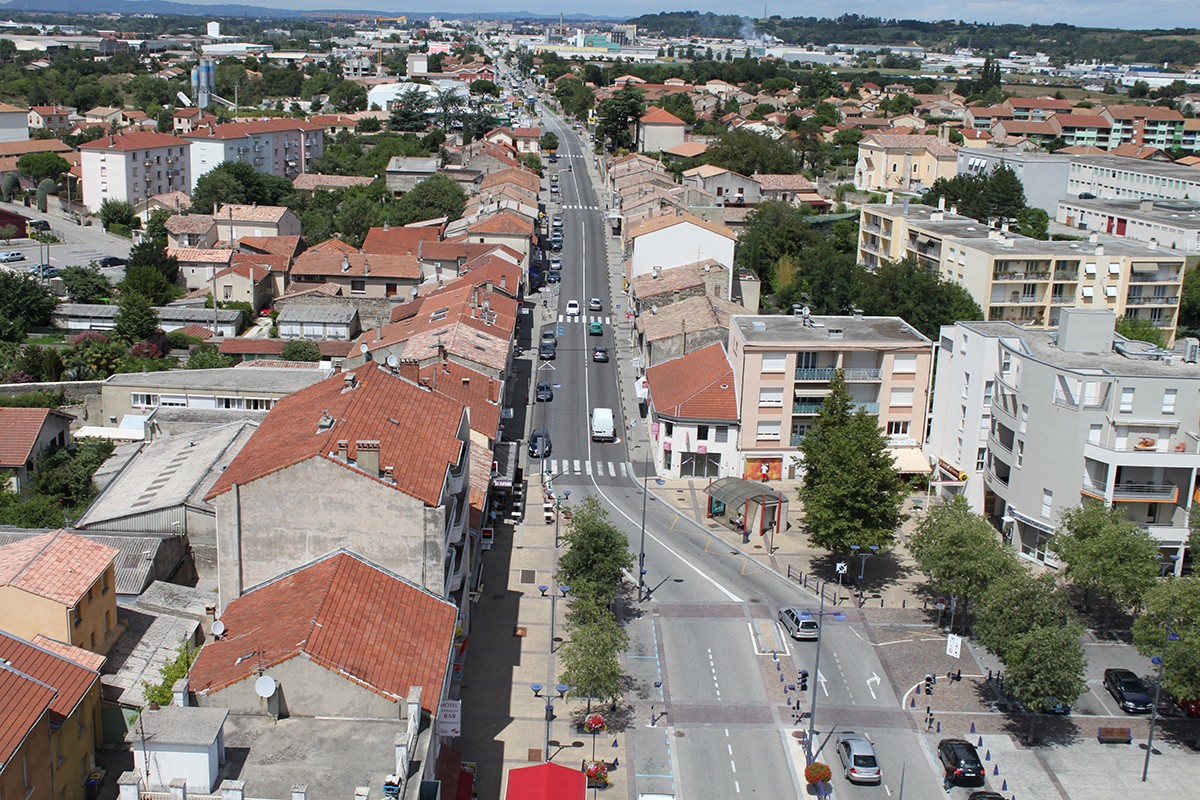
left=928, top=309, right=1198, bottom=571
left=78, top=131, right=191, bottom=212
left=1067, top=154, right=1200, bottom=201
left=859, top=203, right=1186, bottom=344
left=1056, top=197, right=1200, bottom=254
left=183, top=119, right=325, bottom=191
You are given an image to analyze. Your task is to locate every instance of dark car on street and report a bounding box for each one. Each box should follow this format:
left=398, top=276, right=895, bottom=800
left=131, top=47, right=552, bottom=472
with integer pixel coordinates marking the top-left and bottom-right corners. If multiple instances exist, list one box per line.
left=535, top=381, right=554, bottom=402
left=96, top=256, right=126, bottom=268
left=538, top=342, right=557, bottom=360
left=528, top=428, right=551, bottom=458
left=937, top=739, right=984, bottom=787
left=592, top=346, right=609, bottom=362
left=1104, top=668, right=1153, bottom=714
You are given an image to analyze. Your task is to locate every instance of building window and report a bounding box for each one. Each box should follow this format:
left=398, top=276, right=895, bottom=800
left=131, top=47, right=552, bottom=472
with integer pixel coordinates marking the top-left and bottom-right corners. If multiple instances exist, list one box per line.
left=1016, top=440, right=1024, bottom=467
left=756, top=420, right=781, bottom=440
left=983, top=380, right=994, bottom=406
left=1088, top=423, right=1102, bottom=444
left=130, top=393, right=159, bottom=408
left=893, top=353, right=917, bottom=374
left=714, top=426, right=729, bottom=443
left=1041, top=489, right=1053, bottom=519
left=889, top=387, right=914, bottom=407
left=1120, top=387, right=1135, bottom=413
left=1001, top=352, right=1012, bottom=375
left=796, top=351, right=818, bottom=369
left=758, top=387, right=783, bottom=407
left=350, top=280, right=366, bottom=293
left=886, top=420, right=910, bottom=436
left=1019, top=404, right=1028, bottom=433
left=1163, top=388, right=1177, bottom=415
left=761, top=353, right=786, bottom=373
left=697, top=425, right=710, bottom=441
left=222, top=285, right=233, bottom=300
left=976, top=447, right=987, bottom=471
left=663, top=421, right=673, bottom=436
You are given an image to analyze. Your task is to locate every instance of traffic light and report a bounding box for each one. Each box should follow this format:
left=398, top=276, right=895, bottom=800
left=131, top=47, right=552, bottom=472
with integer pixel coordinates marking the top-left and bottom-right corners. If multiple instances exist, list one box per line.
left=799, top=669, right=809, bottom=691
left=924, top=674, right=934, bottom=695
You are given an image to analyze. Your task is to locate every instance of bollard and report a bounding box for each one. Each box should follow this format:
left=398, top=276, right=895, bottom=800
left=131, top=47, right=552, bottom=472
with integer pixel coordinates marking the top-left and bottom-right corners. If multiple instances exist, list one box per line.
left=612, top=757, right=619, bottom=768
left=936, top=720, right=941, bottom=733
left=970, top=722, right=976, bottom=734
left=985, top=750, right=990, bottom=761
left=776, top=661, right=781, bottom=671
left=880, top=598, right=884, bottom=607
left=977, top=736, right=983, bottom=747
left=993, top=765, right=999, bottom=776
left=910, top=697, right=916, bottom=708
left=902, top=599, right=906, bottom=608
left=1002, top=780, right=1007, bottom=792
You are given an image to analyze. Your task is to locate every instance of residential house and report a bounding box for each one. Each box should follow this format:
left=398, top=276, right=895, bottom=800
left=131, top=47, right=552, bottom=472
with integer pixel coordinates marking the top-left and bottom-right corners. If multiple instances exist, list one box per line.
left=288, top=250, right=420, bottom=299
left=1047, top=113, right=1112, bottom=148
left=171, top=247, right=233, bottom=291
left=752, top=173, right=830, bottom=209
left=78, top=131, right=191, bottom=212
left=1101, top=105, right=1185, bottom=149
left=0, top=633, right=103, bottom=800
left=0, top=102, right=27, bottom=142
left=464, top=210, right=535, bottom=266
left=183, top=119, right=324, bottom=191
left=484, top=126, right=540, bottom=154
left=386, top=156, right=440, bottom=194
left=212, top=204, right=301, bottom=240
left=637, top=107, right=687, bottom=153
left=0, top=658, right=55, bottom=800
left=172, top=107, right=217, bottom=136
left=292, top=173, right=376, bottom=193
left=928, top=310, right=1199, bottom=569
left=205, top=364, right=473, bottom=613
left=627, top=212, right=737, bottom=279
left=27, top=104, right=73, bottom=132
left=645, top=343, right=740, bottom=478
left=629, top=259, right=735, bottom=315
left=276, top=304, right=360, bottom=340
left=728, top=313, right=933, bottom=480
left=662, top=141, right=708, bottom=161
left=854, top=132, right=959, bottom=192
left=211, top=254, right=276, bottom=310
left=681, top=165, right=761, bottom=206
left=83, top=106, right=124, bottom=126
left=166, top=214, right=218, bottom=249
left=0, top=530, right=120, bottom=655
left=634, top=293, right=744, bottom=367
left=0, top=407, right=73, bottom=493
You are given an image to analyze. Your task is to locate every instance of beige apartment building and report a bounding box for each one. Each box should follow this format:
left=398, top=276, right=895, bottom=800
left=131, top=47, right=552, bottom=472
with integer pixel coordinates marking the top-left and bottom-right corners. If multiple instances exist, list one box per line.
left=859, top=203, right=1185, bottom=343
left=727, top=313, right=933, bottom=480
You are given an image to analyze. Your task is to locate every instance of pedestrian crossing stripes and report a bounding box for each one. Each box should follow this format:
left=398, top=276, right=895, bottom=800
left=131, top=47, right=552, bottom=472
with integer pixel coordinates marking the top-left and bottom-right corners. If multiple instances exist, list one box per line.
left=557, top=315, right=612, bottom=324
left=560, top=204, right=599, bottom=211
left=546, top=459, right=628, bottom=478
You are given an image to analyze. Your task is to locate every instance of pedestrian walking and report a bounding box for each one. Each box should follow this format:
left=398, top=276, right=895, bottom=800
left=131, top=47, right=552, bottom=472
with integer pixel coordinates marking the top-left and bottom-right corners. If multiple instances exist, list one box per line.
left=760, top=462, right=770, bottom=481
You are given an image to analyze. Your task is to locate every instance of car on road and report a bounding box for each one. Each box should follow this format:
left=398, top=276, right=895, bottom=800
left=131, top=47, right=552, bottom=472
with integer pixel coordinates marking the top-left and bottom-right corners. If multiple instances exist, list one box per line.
left=528, top=428, right=552, bottom=458
left=550, top=238, right=562, bottom=252
left=588, top=321, right=603, bottom=335
left=592, top=346, right=609, bottom=362
left=0, top=250, right=25, bottom=262
left=1178, top=697, right=1200, bottom=718
left=540, top=329, right=558, bottom=346
left=1104, top=668, right=1153, bottom=714
left=937, top=739, right=984, bottom=787
left=549, top=256, right=562, bottom=271
left=588, top=298, right=603, bottom=312
left=565, top=300, right=580, bottom=316
left=28, top=220, right=50, bottom=232
left=835, top=732, right=881, bottom=784
left=778, top=607, right=819, bottom=640
left=552, top=215, right=563, bottom=229
left=549, top=155, right=558, bottom=163
left=96, top=256, right=126, bottom=268
left=550, top=183, right=559, bottom=194
left=538, top=342, right=557, bottom=360
left=27, top=264, right=58, bottom=278
left=535, top=381, right=554, bottom=402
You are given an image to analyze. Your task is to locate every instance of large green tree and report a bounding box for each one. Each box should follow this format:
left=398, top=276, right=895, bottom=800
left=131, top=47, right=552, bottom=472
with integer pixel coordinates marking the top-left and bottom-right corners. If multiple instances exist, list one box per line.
left=190, top=162, right=294, bottom=214
left=704, top=128, right=798, bottom=176
left=119, top=266, right=175, bottom=306
left=1004, top=624, right=1087, bottom=740
left=596, top=86, right=645, bottom=151
left=975, top=571, right=1073, bottom=662
left=127, top=237, right=180, bottom=285
left=393, top=175, right=467, bottom=225
left=1133, top=578, right=1200, bottom=703
left=909, top=495, right=1019, bottom=608
left=113, top=292, right=160, bottom=343
left=0, top=273, right=56, bottom=342
left=280, top=339, right=322, bottom=361
left=798, top=370, right=908, bottom=552
left=1053, top=500, right=1159, bottom=612
left=388, top=87, right=431, bottom=131
left=854, top=257, right=984, bottom=339
left=17, top=152, right=70, bottom=184
left=557, top=497, right=633, bottom=602
left=1179, top=264, right=1200, bottom=335
left=58, top=265, right=112, bottom=304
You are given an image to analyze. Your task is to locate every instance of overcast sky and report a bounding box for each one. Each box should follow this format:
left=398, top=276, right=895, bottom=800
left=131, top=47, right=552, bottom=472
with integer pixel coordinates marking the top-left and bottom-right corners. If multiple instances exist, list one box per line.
left=229, top=1, right=1194, bottom=30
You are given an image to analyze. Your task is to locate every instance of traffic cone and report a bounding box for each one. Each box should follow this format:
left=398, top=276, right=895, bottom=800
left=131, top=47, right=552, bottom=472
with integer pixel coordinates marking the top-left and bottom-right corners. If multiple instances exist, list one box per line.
left=978, top=736, right=983, bottom=747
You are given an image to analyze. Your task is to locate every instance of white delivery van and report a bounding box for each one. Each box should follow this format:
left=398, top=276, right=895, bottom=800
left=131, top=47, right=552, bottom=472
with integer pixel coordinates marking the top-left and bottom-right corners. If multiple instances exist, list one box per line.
left=590, top=407, right=616, bottom=442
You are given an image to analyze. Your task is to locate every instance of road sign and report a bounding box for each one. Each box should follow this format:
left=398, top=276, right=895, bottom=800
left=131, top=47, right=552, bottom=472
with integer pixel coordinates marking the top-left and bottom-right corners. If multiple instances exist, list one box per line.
left=835, top=561, right=847, bottom=574
left=946, top=633, right=962, bottom=659
left=935, top=598, right=947, bottom=611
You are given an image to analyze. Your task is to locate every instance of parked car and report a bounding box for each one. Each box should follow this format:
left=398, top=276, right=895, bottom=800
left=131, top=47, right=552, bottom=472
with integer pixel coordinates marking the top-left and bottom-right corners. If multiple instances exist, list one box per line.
left=535, top=381, right=554, bottom=402
left=0, top=250, right=25, bottom=262
left=549, top=256, right=562, bottom=270
left=538, top=342, right=557, bottom=360
left=28, top=220, right=50, bottom=232
left=552, top=215, right=563, bottom=229
left=565, top=300, right=580, bottom=316
left=1104, top=668, right=1153, bottom=714
left=588, top=321, right=603, bottom=335
left=550, top=183, right=559, bottom=194
left=546, top=271, right=561, bottom=284
left=836, top=732, right=881, bottom=784
left=588, top=298, right=603, bottom=312
left=1177, top=697, right=1200, bottom=718
left=96, top=256, right=126, bottom=268
left=968, top=793, right=1007, bottom=800
left=937, top=739, right=984, bottom=787
left=528, top=428, right=552, bottom=458
left=778, top=607, right=819, bottom=640
left=27, top=264, right=57, bottom=278
left=540, top=329, right=558, bottom=346
left=592, top=346, right=609, bottom=362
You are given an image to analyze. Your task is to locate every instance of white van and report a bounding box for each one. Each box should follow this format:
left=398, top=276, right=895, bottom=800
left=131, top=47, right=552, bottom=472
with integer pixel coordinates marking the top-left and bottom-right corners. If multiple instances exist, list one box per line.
left=590, top=407, right=616, bottom=442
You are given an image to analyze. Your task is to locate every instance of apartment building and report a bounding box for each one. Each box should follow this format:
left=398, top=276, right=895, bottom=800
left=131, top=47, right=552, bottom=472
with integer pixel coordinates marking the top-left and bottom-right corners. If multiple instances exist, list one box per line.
left=858, top=203, right=1185, bottom=343
left=955, top=148, right=1072, bottom=214
left=726, top=313, right=932, bottom=481
left=1101, top=105, right=1186, bottom=149
left=78, top=131, right=191, bottom=212
left=1067, top=154, right=1200, bottom=201
left=1056, top=197, right=1200, bottom=254
left=853, top=133, right=959, bottom=192
left=183, top=119, right=324, bottom=190
left=928, top=309, right=1199, bottom=570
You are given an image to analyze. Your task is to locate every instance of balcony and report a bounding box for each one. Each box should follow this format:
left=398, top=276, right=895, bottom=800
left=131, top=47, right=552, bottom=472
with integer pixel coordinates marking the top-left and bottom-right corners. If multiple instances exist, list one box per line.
left=445, top=496, right=467, bottom=546
left=795, top=367, right=882, bottom=381
left=447, top=461, right=467, bottom=496
left=1126, top=295, right=1178, bottom=305
left=793, top=400, right=879, bottom=415
left=993, top=271, right=1051, bottom=281
left=1080, top=477, right=1179, bottom=503
left=790, top=434, right=805, bottom=446
left=1130, top=272, right=1181, bottom=283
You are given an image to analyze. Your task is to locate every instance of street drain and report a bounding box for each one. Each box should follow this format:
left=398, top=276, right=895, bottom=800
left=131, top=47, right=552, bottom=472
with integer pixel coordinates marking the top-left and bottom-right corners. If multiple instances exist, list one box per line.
left=673, top=731, right=686, bottom=738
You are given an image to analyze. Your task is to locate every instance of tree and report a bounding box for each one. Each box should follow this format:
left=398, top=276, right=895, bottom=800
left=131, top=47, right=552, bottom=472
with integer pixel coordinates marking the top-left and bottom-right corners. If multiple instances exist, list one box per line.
left=0, top=273, right=56, bottom=342
left=596, top=86, right=645, bottom=151
left=118, top=265, right=175, bottom=306
left=58, top=265, right=112, bottom=304
left=798, top=370, right=908, bottom=552
left=16, top=152, right=69, bottom=184
left=190, top=162, right=293, bottom=214
left=1015, top=207, right=1049, bottom=240
left=113, top=292, right=159, bottom=344
left=1004, top=624, right=1087, bottom=740
left=128, top=237, right=180, bottom=285
left=1115, top=316, right=1167, bottom=348
left=98, top=199, right=135, bottom=230
left=144, top=208, right=171, bottom=244
left=854, top=257, right=984, bottom=339
left=468, top=79, right=499, bottom=96
left=431, top=87, right=465, bottom=130
left=280, top=339, right=322, bottom=361
left=356, top=116, right=382, bottom=133
left=327, top=80, right=367, bottom=113
left=539, top=131, right=559, bottom=152
left=975, top=571, right=1073, bottom=662
left=1053, top=500, right=1159, bottom=613
left=704, top=128, right=797, bottom=176
left=558, top=614, right=627, bottom=706
left=1133, top=579, right=1200, bottom=703
left=655, top=92, right=697, bottom=125
left=909, top=495, right=1019, bottom=609
left=557, top=497, right=633, bottom=601
left=393, top=174, right=466, bottom=224
left=982, top=165, right=1026, bottom=221
left=1180, top=264, right=1200, bottom=334
left=186, top=343, right=234, bottom=370
left=388, top=87, right=431, bottom=131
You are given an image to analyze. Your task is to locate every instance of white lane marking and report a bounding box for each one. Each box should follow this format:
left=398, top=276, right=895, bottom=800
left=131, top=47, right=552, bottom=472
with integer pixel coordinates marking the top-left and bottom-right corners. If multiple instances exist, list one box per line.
left=619, top=463, right=627, bottom=476
left=557, top=314, right=564, bottom=323
left=573, top=459, right=582, bottom=473
left=607, top=461, right=616, bottom=476
left=585, top=461, right=592, bottom=476
left=818, top=670, right=829, bottom=697
left=866, top=672, right=881, bottom=700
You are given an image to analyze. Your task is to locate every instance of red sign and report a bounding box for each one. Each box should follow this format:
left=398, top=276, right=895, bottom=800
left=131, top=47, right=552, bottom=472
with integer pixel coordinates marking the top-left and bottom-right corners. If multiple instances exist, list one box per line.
left=697, top=445, right=707, bottom=454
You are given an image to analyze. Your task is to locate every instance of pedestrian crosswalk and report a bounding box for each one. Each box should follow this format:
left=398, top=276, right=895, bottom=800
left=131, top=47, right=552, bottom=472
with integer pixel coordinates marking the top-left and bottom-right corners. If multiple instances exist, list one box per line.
left=558, top=315, right=611, bottom=324
left=561, top=204, right=599, bottom=211
left=545, top=459, right=628, bottom=478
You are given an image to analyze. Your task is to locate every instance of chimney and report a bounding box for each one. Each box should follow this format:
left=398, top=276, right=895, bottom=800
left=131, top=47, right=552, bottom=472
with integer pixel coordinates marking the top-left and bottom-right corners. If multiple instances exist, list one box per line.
left=1140, top=199, right=1154, bottom=213
left=1089, top=231, right=1099, bottom=245
left=938, top=196, right=946, bottom=210
left=1095, top=243, right=1104, bottom=256
left=396, top=358, right=421, bottom=383
left=363, top=257, right=369, bottom=277
left=343, top=372, right=357, bottom=390
left=337, top=439, right=349, bottom=460
left=172, top=678, right=189, bottom=707
left=886, top=191, right=894, bottom=205
left=356, top=440, right=381, bottom=476
left=341, top=254, right=350, bottom=272
left=1149, top=238, right=1158, bottom=250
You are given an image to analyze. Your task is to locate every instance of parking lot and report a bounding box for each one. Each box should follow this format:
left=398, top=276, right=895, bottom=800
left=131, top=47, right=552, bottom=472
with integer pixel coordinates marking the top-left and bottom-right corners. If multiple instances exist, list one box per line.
left=0, top=201, right=132, bottom=282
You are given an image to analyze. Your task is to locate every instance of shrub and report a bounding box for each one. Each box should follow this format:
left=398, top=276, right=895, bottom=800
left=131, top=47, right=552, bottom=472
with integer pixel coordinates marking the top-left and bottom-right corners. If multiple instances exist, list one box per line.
left=804, top=762, right=832, bottom=784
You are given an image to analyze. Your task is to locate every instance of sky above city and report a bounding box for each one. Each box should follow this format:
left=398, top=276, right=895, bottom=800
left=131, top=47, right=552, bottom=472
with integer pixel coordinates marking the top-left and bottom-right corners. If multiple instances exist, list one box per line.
left=214, top=0, right=1194, bottom=30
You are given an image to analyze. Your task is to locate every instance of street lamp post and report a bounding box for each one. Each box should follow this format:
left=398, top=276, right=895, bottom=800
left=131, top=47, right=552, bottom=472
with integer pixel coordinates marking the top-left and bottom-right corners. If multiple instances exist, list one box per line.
left=553, top=489, right=572, bottom=548
left=802, top=591, right=846, bottom=762
left=849, top=544, right=880, bottom=607
left=1142, top=594, right=1178, bottom=782
left=637, top=445, right=650, bottom=601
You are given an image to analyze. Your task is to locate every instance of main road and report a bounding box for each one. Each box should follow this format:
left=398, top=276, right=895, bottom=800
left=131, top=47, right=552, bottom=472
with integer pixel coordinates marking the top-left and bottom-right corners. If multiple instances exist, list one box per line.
left=527, top=98, right=945, bottom=800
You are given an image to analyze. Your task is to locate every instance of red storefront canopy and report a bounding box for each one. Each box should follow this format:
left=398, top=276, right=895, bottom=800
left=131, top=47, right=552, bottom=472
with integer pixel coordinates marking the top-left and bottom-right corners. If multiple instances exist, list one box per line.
left=503, top=763, right=586, bottom=800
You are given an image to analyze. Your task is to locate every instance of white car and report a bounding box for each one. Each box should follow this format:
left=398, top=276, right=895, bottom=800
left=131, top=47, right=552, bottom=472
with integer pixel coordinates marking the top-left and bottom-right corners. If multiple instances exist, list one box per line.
left=0, top=250, right=25, bottom=262
left=565, top=300, right=580, bottom=316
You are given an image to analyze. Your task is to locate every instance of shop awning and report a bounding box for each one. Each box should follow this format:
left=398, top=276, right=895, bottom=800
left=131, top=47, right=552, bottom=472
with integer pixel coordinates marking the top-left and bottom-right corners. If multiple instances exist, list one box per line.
left=890, top=447, right=932, bottom=474
left=491, top=441, right=520, bottom=489
left=703, top=476, right=783, bottom=507
left=504, top=763, right=586, bottom=800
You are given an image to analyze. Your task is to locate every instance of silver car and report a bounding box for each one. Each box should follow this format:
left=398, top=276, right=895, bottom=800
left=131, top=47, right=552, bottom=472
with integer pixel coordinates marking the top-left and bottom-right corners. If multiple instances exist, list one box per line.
left=778, top=606, right=819, bottom=640
left=836, top=732, right=881, bottom=783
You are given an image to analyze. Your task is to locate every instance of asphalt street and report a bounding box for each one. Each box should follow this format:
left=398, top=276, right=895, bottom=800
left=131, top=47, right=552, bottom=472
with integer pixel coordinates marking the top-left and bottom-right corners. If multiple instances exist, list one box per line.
left=0, top=200, right=132, bottom=282
left=530, top=108, right=948, bottom=799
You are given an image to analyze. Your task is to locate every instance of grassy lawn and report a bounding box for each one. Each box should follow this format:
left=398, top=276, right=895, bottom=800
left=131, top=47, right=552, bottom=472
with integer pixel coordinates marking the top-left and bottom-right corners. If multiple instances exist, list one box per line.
left=25, top=332, right=67, bottom=345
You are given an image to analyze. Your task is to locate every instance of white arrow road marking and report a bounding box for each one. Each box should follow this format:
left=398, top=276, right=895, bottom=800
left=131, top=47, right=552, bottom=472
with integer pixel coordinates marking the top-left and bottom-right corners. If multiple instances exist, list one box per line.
left=818, top=670, right=829, bottom=697
left=866, top=672, right=881, bottom=700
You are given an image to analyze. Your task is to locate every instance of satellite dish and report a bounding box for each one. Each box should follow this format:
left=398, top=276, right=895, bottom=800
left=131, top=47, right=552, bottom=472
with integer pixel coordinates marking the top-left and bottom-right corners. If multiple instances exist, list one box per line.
left=212, top=620, right=226, bottom=637
left=254, top=675, right=277, bottom=699
left=360, top=343, right=369, bottom=354
left=386, top=355, right=399, bottom=368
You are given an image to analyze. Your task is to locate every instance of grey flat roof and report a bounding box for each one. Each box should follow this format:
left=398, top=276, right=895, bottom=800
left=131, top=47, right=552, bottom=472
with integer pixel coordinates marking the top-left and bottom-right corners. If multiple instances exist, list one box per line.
left=959, top=320, right=1200, bottom=378
left=958, top=148, right=1073, bottom=164
left=733, top=314, right=929, bottom=344
left=105, top=366, right=331, bottom=394
left=77, top=422, right=256, bottom=528
left=1058, top=197, right=1200, bottom=230
left=1073, top=154, right=1200, bottom=182
left=126, top=704, right=228, bottom=746
left=55, top=304, right=242, bottom=323
left=277, top=305, right=359, bottom=324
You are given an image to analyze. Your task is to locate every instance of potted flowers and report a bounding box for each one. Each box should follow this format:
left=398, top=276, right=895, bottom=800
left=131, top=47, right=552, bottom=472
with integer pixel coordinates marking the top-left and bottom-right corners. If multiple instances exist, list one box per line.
left=583, top=713, right=607, bottom=734
left=584, top=759, right=608, bottom=788
left=804, top=761, right=832, bottom=785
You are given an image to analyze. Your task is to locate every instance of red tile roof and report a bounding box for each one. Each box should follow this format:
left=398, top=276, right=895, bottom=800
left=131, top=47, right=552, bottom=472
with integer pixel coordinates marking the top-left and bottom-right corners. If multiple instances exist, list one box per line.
left=0, top=407, right=72, bottom=467
left=290, top=251, right=420, bottom=280
left=30, top=635, right=106, bottom=671
left=0, top=632, right=99, bottom=724
left=184, top=118, right=323, bottom=140
left=646, top=343, right=738, bottom=421
left=640, top=107, right=686, bottom=125
left=206, top=364, right=466, bottom=507
left=173, top=324, right=214, bottom=340
left=362, top=225, right=442, bottom=255
left=307, top=237, right=359, bottom=255
left=0, top=530, right=118, bottom=606
left=189, top=552, right=456, bottom=711
left=467, top=210, right=534, bottom=237
left=1102, top=104, right=1184, bottom=121
left=239, top=236, right=303, bottom=257
left=0, top=660, right=55, bottom=766
left=77, top=131, right=189, bottom=151
left=479, top=167, right=539, bottom=194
